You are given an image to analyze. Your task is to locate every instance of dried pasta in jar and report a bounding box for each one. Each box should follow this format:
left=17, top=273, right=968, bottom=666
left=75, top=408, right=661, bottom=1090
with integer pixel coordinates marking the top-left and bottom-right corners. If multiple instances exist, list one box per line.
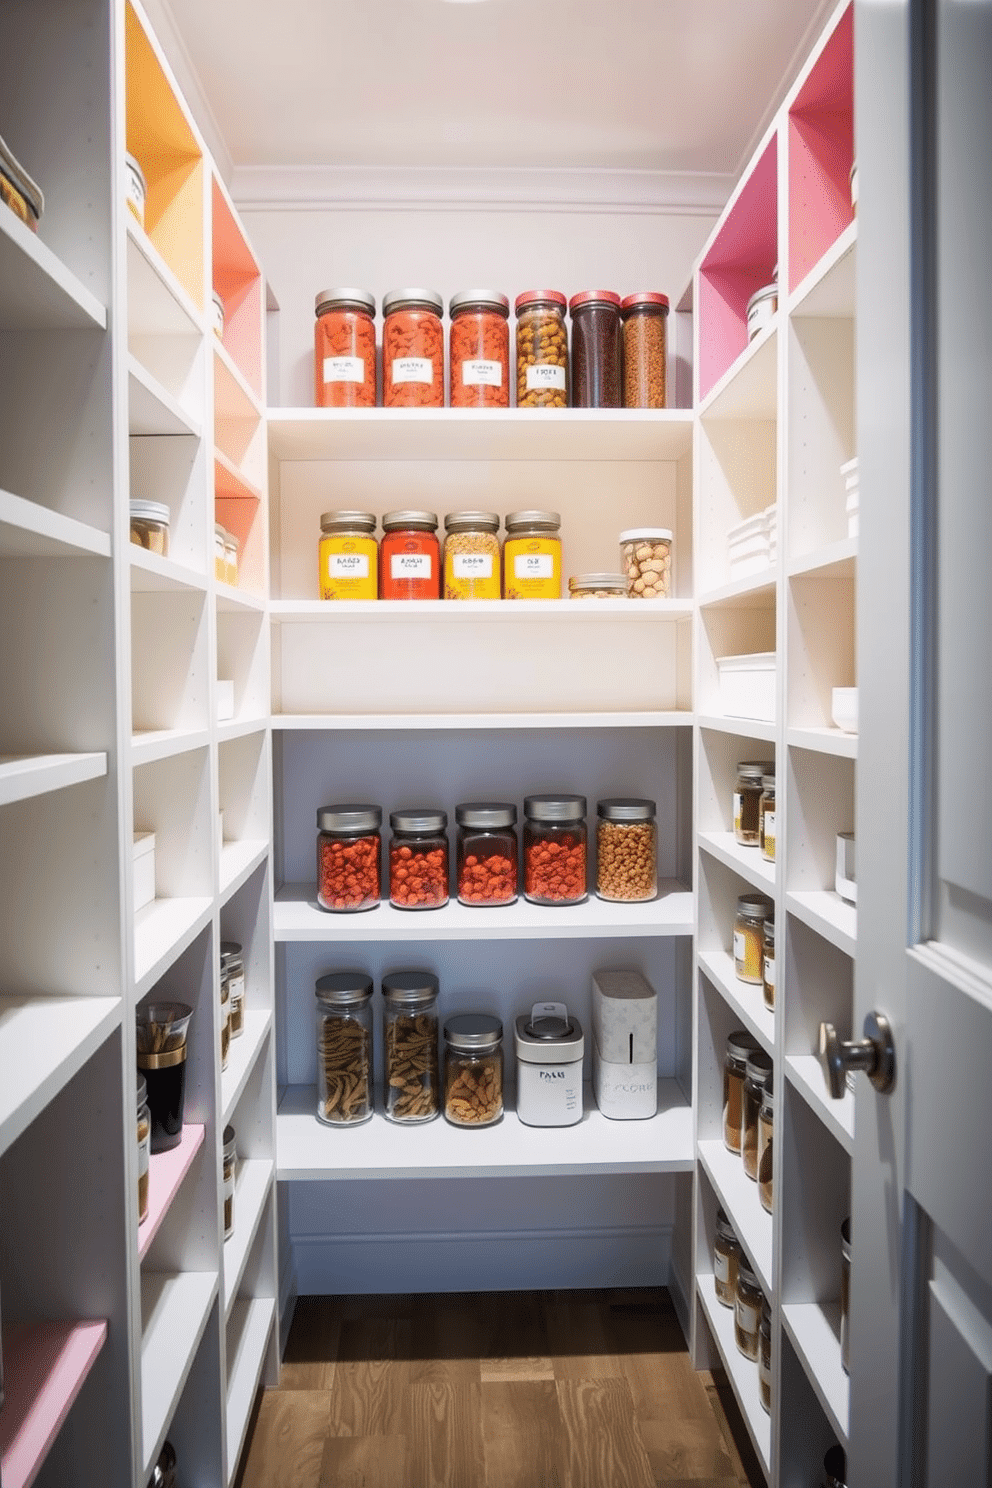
left=314, top=288, right=376, bottom=407
left=383, top=288, right=444, bottom=407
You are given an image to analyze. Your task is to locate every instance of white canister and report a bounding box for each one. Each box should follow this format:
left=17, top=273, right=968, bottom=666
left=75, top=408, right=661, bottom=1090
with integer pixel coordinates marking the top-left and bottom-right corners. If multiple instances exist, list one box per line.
left=591, top=969, right=657, bottom=1120
left=746, top=283, right=778, bottom=342
left=125, top=152, right=147, bottom=229
left=514, top=1002, right=583, bottom=1127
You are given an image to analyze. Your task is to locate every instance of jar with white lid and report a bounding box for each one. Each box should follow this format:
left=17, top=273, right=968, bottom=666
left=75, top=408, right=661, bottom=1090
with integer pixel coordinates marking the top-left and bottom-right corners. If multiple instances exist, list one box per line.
left=315, top=972, right=374, bottom=1125
left=314, top=288, right=376, bottom=408
left=382, top=288, right=444, bottom=408
left=449, top=290, right=510, bottom=408
left=747, top=282, right=778, bottom=341
left=125, top=152, right=147, bottom=227
left=620, top=528, right=672, bottom=599
left=382, top=971, right=440, bottom=1123
left=514, top=1002, right=583, bottom=1127
left=130, top=500, right=170, bottom=557
left=444, top=1013, right=504, bottom=1127
left=211, top=290, right=225, bottom=340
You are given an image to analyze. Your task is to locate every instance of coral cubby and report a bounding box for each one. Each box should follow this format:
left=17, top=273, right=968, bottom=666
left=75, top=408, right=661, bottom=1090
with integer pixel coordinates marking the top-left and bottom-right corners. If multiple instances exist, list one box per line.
left=211, top=178, right=263, bottom=402
left=787, top=4, right=854, bottom=293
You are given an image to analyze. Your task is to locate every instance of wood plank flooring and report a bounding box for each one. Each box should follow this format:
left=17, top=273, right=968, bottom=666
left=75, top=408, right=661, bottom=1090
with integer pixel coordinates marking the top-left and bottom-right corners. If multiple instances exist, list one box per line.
left=235, top=1290, right=764, bottom=1488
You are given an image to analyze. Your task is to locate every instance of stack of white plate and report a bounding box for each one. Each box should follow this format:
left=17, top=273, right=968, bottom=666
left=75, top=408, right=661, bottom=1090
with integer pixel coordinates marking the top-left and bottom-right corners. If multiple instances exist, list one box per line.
left=841, top=457, right=859, bottom=536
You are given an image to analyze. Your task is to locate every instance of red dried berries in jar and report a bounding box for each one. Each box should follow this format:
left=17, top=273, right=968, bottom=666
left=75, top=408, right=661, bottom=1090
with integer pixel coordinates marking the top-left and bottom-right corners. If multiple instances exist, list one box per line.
left=523, top=794, right=588, bottom=906
left=455, top=802, right=518, bottom=907
left=388, top=809, right=449, bottom=911
left=316, top=804, right=382, bottom=912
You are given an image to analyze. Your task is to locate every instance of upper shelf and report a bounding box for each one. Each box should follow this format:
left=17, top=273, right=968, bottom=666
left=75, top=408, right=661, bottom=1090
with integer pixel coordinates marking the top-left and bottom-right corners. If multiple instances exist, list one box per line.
left=270, top=598, right=694, bottom=625
left=0, top=489, right=110, bottom=560
left=0, top=994, right=120, bottom=1159
left=0, top=208, right=106, bottom=332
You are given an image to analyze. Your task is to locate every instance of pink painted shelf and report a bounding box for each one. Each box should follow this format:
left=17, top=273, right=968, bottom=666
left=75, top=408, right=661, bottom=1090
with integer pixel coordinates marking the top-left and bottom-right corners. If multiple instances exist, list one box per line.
left=788, top=3, right=854, bottom=291
left=0, top=1318, right=107, bottom=1488
left=212, top=176, right=262, bottom=401
left=138, top=1121, right=205, bottom=1260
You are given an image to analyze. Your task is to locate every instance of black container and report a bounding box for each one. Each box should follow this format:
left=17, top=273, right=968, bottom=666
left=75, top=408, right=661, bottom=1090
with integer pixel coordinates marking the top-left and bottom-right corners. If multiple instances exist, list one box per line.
left=569, top=290, right=622, bottom=408
left=136, top=1002, right=193, bottom=1153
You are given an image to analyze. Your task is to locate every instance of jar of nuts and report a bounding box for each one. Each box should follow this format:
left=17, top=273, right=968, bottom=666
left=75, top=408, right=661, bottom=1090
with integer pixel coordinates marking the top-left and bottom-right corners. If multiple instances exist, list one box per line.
left=382, top=970, right=440, bottom=1123
left=388, top=808, right=449, bottom=910
left=595, top=797, right=658, bottom=902
left=315, top=971, right=374, bottom=1125
left=443, top=1013, right=504, bottom=1127
left=523, top=794, right=587, bottom=906
left=567, top=573, right=627, bottom=599
left=443, top=511, right=502, bottom=600
left=514, top=290, right=568, bottom=408
left=620, top=527, right=673, bottom=599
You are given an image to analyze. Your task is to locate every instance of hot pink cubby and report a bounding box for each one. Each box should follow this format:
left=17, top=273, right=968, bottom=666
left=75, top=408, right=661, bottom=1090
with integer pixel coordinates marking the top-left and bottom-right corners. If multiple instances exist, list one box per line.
left=788, top=3, right=854, bottom=292
left=698, top=136, right=779, bottom=403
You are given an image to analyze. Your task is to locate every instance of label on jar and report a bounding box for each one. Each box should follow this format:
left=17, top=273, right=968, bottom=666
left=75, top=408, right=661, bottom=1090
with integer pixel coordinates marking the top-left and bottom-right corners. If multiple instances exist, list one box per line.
left=733, top=792, right=742, bottom=831
left=514, top=553, right=554, bottom=580
left=391, top=552, right=433, bottom=579
left=227, top=970, right=245, bottom=1007
left=526, top=363, right=566, bottom=391
left=737, top=1299, right=759, bottom=1336
left=733, top=930, right=746, bottom=962
left=391, top=357, right=434, bottom=385
left=764, top=955, right=776, bottom=988
left=461, top=359, right=503, bottom=388
left=329, top=552, right=370, bottom=578
left=453, top=553, right=494, bottom=578
left=323, top=355, right=365, bottom=384
left=714, top=1250, right=730, bottom=1284
left=764, top=811, right=776, bottom=841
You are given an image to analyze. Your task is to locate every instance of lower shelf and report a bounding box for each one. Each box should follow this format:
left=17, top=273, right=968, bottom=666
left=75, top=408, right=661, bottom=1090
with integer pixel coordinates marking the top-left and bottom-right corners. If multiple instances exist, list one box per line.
left=0, top=1319, right=108, bottom=1488
left=138, top=1124, right=206, bottom=1261
left=226, top=1296, right=275, bottom=1485
left=140, top=1269, right=217, bottom=1476
left=223, top=1159, right=275, bottom=1317
left=781, top=1300, right=850, bottom=1447
left=696, top=1274, right=771, bottom=1479
left=698, top=1139, right=774, bottom=1295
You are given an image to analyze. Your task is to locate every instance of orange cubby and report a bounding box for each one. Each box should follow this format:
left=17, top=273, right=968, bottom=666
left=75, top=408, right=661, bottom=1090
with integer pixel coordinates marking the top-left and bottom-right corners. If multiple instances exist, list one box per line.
left=215, top=456, right=265, bottom=598
left=211, top=177, right=263, bottom=401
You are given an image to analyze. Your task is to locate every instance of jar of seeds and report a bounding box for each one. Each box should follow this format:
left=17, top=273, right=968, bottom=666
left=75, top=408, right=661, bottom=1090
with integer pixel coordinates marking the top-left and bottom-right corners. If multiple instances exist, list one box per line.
left=443, top=511, right=501, bottom=600
left=382, top=971, right=440, bottom=1123
left=595, top=797, right=658, bottom=902
left=315, top=972, right=374, bottom=1125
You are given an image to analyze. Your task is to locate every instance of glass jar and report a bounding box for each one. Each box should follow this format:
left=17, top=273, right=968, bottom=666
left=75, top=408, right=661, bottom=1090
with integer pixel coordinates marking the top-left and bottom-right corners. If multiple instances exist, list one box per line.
left=742, top=1051, right=773, bottom=1180
left=214, top=523, right=227, bottom=581
left=724, top=1029, right=760, bottom=1153
left=762, top=919, right=775, bottom=1011
left=382, top=970, right=440, bottom=1123
left=125, top=151, right=147, bottom=227
left=734, top=895, right=773, bottom=983
left=382, top=288, right=444, bottom=407
left=136, top=1002, right=193, bottom=1153
left=224, top=532, right=239, bottom=586
left=316, top=804, right=381, bottom=913
left=713, top=1206, right=741, bottom=1308
left=841, top=1217, right=851, bottom=1374
left=569, top=290, right=622, bottom=408
left=315, top=971, right=374, bottom=1125
left=443, top=511, right=501, bottom=600
left=388, top=809, right=449, bottom=910
left=455, top=802, right=518, bottom=906
left=219, top=965, right=231, bottom=1072
left=595, top=797, right=657, bottom=903
left=449, top=290, right=510, bottom=408
left=621, top=291, right=669, bottom=409
left=567, top=573, right=627, bottom=599
left=758, top=1083, right=774, bottom=1213
left=314, top=288, right=376, bottom=408
left=503, top=510, right=562, bottom=600
left=129, top=499, right=170, bottom=556
left=149, top=1440, right=177, bottom=1488
left=380, top=510, right=441, bottom=600
left=318, top=510, right=378, bottom=601
left=735, top=1257, right=763, bottom=1360
left=759, top=1299, right=772, bottom=1413
left=619, top=527, right=672, bottom=599
left=514, top=290, right=568, bottom=408
left=760, top=775, right=776, bottom=861
left=222, top=1124, right=236, bottom=1240
left=221, top=940, right=245, bottom=1041
left=137, top=1075, right=150, bottom=1224
left=443, top=1013, right=504, bottom=1126
left=734, top=762, right=771, bottom=846
left=523, top=794, right=587, bottom=906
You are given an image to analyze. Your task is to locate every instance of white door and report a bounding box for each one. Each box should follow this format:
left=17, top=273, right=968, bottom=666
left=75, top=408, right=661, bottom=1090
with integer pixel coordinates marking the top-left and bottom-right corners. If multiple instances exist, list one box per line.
left=848, top=1, right=992, bottom=1484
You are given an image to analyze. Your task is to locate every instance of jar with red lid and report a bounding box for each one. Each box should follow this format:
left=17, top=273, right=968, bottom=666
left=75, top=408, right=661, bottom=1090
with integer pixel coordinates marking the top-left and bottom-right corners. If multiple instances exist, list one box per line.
left=523, top=794, right=587, bottom=906
left=314, top=288, right=377, bottom=408
left=316, top=804, right=381, bottom=912
left=456, top=802, right=518, bottom=906
left=514, top=291, right=568, bottom=408
left=380, top=511, right=441, bottom=599
left=569, top=290, right=622, bottom=408
left=621, top=292, right=669, bottom=409
left=449, top=290, right=510, bottom=408
left=389, top=809, right=449, bottom=910
left=382, top=288, right=444, bottom=407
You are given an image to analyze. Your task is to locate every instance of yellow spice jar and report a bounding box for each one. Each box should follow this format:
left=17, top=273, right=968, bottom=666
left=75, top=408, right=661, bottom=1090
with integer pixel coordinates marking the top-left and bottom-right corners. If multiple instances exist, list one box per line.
left=318, top=510, right=378, bottom=600
left=503, top=510, right=561, bottom=600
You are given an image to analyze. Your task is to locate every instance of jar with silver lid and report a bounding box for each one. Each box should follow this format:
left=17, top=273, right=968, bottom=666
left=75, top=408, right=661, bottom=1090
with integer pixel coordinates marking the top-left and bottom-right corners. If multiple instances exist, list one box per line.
left=318, top=510, right=378, bottom=601
left=734, top=761, right=771, bottom=846
left=314, top=288, right=376, bottom=408
left=382, top=288, right=444, bottom=407
left=713, top=1205, right=741, bottom=1308
left=382, top=971, right=440, bottom=1123
left=317, top=804, right=381, bottom=913
left=735, top=1255, right=763, bottom=1360
left=443, top=511, right=501, bottom=600
left=444, top=1013, right=504, bottom=1126
left=449, top=290, right=510, bottom=408
left=523, top=794, right=587, bottom=906
left=380, top=510, right=441, bottom=600
left=456, top=801, right=518, bottom=906
left=746, top=281, right=778, bottom=342
left=596, top=797, right=657, bottom=903
left=734, top=894, right=773, bottom=983
left=222, top=1124, right=236, bottom=1239
left=742, top=1051, right=773, bottom=1181
left=724, top=1028, right=761, bottom=1153
left=221, top=940, right=245, bottom=1040
left=129, top=499, right=170, bottom=556
left=389, top=808, right=448, bottom=911
left=568, top=573, right=628, bottom=599
left=315, top=971, right=374, bottom=1125
left=503, top=510, right=562, bottom=600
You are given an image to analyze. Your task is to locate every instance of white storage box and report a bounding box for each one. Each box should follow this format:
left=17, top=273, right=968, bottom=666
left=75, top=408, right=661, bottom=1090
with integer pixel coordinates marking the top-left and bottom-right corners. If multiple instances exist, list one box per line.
left=717, top=651, right=776, bottom=722
left=591, top=969, right=657, bottom=1120
left=132, top=831, right=155, bottom=912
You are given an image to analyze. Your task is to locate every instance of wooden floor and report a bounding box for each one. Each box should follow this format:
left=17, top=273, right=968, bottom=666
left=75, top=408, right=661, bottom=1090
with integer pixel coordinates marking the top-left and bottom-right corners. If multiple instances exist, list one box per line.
left=235, top=1290, right=764, bottom=1488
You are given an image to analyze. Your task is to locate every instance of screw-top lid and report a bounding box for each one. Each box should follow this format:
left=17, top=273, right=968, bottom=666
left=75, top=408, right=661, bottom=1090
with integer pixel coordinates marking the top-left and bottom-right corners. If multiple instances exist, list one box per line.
left=737, top=893, right=773, bottom=921
left=620, top=291, right=670, bottom=314
left=382, top=970, right=440, bottom=1005
left=455, top=801, right=517, bottom=829
left=449, top=289, right=509, bottom=317
left=444, top=511, right=500, bottom=533
left=389, top=808, right=447, bottom=834
left=130, top=500, right=170, bottom=523
left=125, top=151, right=147, bottom=191
left=504, top=510, right=561, bottom=533
left=745, top=1050, right=774, bottom=1088
left=568, top=573, right=627, bottom=592
left=727, top=1029, right=762, bottom=1061
left=568, top=289, right=621, bottom=313
left=382, top=510, right=438, bottom=532
left=737, top=1253, right=759, bottom=1289
left=444, top=1012, right=503, bottom=1050
left=320, top=510, right=376, bottom=533
left=737, top=761, right=773, bottom=779
left=524, top=793, right=586, bottom=823
left=515, top=1002, right=583, bottom=1064
left=136, top=1073, right=148, bottom=1110
left=222, top=1124, right=236, bottom=1157
left=763, top=919, right=775, bottom=946
left=220, top=940, right=243, bottom=964
left=317, top=803, right=382, bottom=833
left=315, top=970, right=374, bottom=1005
left=597, top=797, right=656, bottom=822
left=618, top=527, right=673, bottom=543
left=747, top=282, right=778, bottom=315
left=382, top=287, right=443, bottom=315
left=761, top=775, right=776, bottom=791
left=715, top=1206, right=738, bottom=1245
left=315, top=287, right=376, bottom=316
left=514, top=289, right=567, bottom=313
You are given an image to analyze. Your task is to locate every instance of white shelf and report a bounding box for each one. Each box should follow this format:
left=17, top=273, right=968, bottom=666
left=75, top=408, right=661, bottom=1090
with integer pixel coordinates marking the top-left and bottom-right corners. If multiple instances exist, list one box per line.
left=785, top=890, right=857, bottom=958
left=130, top=546, right=209, bottom=594
left=126, top=216, right=202, bottom=337
left=220, top=840, right=269, bottom=900
left=786, top=726, right=858, bottom=759
left=223, top=1159, right=275, bottom=1317
left=698, top=831, right=776, bottom=893
left=215, top=583, right=266, bottom=614
left=696, top=1275, right=771, bottom=1477
left=268, top=406, right=695, bottom=463
left=277, top=1079, right=693, bottom=1181
left=214, top=342, right=263, bottom=423
left=0, top=752, right=107, bottom=807
left=0, top=995, right=120, bottom=1158
left=786, top=536, right=857, bottom=579
left=215, top=448, right=263, bottom=504
left=128, top=355, right=203, bottom=439
left=790, top=220, right=858, bottom=320
left=270, top=597, right=694, bottom=624
left=225, top=1296, right=276, bottom=1485
left=697, top=574, right=777, bottom=610
left=0, top=1319, right=108, bottom=1488
left=140, top=1269, right=217, bottom=1476
left=698, top=320, right=778, bottom=422
left=216, top=718, right=269, bottom=745
left=697, top=949, right=775, bottom=1054
left=785, top=1053, right=855, bottom=1154
left=698, top=714, right=777, bottom=744
left=0, top=208, right=106, bottom=331
left=275, top=881, right=694, bottom=942
left=131, top=728, right=211, bottom=768
left=0, top=489, right=110, bottom=559
left=273, top=710, right=693, bottom=731
left=139, top=1124, right=206, bottom=1261
left=134, top=897, right=214, bottom=996
left=781, top=1301, right=850, bottom=1446
left=222, top=1011, right=272, bottom=1127
left=698, top=1140, right=773, bottom=1295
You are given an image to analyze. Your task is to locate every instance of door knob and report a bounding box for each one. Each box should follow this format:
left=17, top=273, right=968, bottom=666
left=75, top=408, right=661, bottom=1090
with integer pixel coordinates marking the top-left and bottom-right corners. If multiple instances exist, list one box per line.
left=818, top=1011, right=896, bottom=1099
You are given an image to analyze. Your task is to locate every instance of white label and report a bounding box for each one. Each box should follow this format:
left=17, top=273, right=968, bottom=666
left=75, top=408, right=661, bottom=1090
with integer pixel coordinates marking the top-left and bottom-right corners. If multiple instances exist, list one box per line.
left=514, top=553, right=554, bottom=580
left=329, top=553, right=370, bottom=578
left=461, top=359, right=503, bottom=388
left=714, top=1250, right=730, bottom=1285
left=526, top=363, right=566, bottom=391
left=452, top=553, right=493, bottom=579
left=737, top=1299, right=759, bottom=1336
left=391, top=357, right=433, bottom=385
left=733, top=791, right=742, bottom=829
left=764, top=811, right=776, bottom=840
left=733, top=930, right=746, bottom=962
left=391, top=553, right=432, bottom=579
left=227, top=970, right=245, bottom=1005
left=764, top=955, right=776, bottom=989
left=323, top=355, right=364, bottom=384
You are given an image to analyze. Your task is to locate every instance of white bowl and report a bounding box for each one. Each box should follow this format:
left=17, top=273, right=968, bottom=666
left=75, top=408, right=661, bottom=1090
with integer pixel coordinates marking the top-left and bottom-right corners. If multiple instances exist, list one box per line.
left=832, top=687, right=858, bottom=733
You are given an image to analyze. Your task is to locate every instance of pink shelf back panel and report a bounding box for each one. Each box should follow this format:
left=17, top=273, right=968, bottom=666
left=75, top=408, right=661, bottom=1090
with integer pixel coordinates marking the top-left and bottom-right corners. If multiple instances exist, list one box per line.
left=212, top=178, right=263, bottom=399
left=138, top=1121, right=206, bottom=1260
left=0, top=1319, right=108, bottom=1488
left=699, top=136, right=779, bottom=401
left=789, top=4, right=854, bottom=290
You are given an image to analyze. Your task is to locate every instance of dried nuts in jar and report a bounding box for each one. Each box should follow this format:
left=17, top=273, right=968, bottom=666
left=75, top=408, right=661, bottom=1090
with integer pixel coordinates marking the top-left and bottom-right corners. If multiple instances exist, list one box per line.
left=388, top=809, right=449, bottom=910
left=314, top=288, right=376, bottom=408
left=317, top=804, right=382, bottom=913
left=382, top=970, right=440, bottom=1124
left=443, top=1013, right=504, bottom=1126
left=319, top=510, right=378, bottom=601
left=569, top=290, right=622, bottom=408
left=620, top=527, right=672, bottom=599
left=130, top=500, right=170, bottom=556
left=503, top=510, right=562, bottom=600
left=567, top=573, right=627, bottom=599
left=456, top=801, right=518, bottom=906
left=443, top=511, right=502, bottom=600
left=596, top=797, right=658, bottom=903
left=315, top=971, right=374, bottom=1125
left=515, top=290, right=568, bottom=408
left=380, top=510, right=441, bottom=599
left=449, top=290, right=510, bottom=408
left=621, top=292, right=669, bottom=409
left=383, top=288, right=444, bottom=407
left=523, top=794, right=587, bottom=906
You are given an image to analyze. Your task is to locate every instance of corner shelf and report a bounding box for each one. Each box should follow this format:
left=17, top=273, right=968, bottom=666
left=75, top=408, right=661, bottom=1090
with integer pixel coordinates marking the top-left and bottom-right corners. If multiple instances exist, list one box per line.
left=0, top=208, right=106, bottom=332
left=785, top=1054, right=854, bottom=1154
left=0, top=489, right=110, bottom=560
left=697, top=949, right=775, bottom=1054
left=785, top=890, right=856, bottom=958
left=225, top=1296, right=276, bottom=1485
left=131, top=728, right=211, bottom=768
left=140, top=1269, right=217, bottom=1476
left=698, top=831, right=775, bottom=893
left=0, top=994, right=121, bottom=1158
left=789, top=221, right=857, bottom=320
left=220, top=840, right=270, bottom=902
left=223, top=1159, right=275, bottom=1317
left=128, top=355, right=203, bottom=439
left=698, top=1140, right=774, bottom=1294
left=129, top=548, right=209, bottom=595
left=698, top=319, right=778, bottom=422
left=781, top=1300, right=849, bottom=1446
left=0, top=1319, right=109, bottom=1488
left=696, top=1276, right=772, bottom=1477
left=138, top=1123, right=206, bottom=1261
left=0, top=753, right=107, bottom=808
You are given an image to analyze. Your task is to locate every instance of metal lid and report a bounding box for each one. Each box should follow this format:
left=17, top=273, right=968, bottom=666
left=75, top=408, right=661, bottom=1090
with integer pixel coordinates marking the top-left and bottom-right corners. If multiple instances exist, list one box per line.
left=449, top=289, right=509, bottom=317
left=125, top=151, right=147, bottom=191
left=382, top=510, right=439, bottom=532
left=444, top=511, right=500, bottom=533
left=315, top=971, right=374, bottom=1005
left=737, top=1254, right=759, bottom=1288
left=455, top=801, right=517, bottom=829
left=212, top=288, right=225, bottom=310
left=761, top=775, right=776, bottom=791
left=316, top=803, right=382, bottom=832
left=763, top=919, right=775, bottom=944
left=745, top=1050, right=774, bottom=1087
left=315, top=287, right=376, bottom=316
left=389, top=808, right=447, bottom=834
left=524, top=793, right=586, bottom=823
left=736, top=761, right=773, bottom=779
left=320, top=510, right=376, bottom=533
left=514, top=1003, right=583, bottom=1064
left=220, top=940, right=243, bottom=963
left=568, top=289, right=621, bottom=313
left=514, top=289, right=567, bottom=313
left=130, top=500, right=170, bottom=523
left=737, top=894, right=773, bottom=921
left=618, top=527, right=673, bottom=542
left=715, top=1206, right=737, bottom=1244
left=137, top=1073, right=147, bottom=1110
left=727, top=1029, right=761, bottom=1061
left=568, top=573, right=627, bottom=592
left=382, top=287, right=443, bottom=316
left=225, top=532, right=239, bottom=549
left=504, top=510, right=561, bottom=533
left=747, top=283, right=778, bottom=315
left=382, top=970, right=440, bottom=1005
left=597, top=797, right=656, bottom=822
left=760, top=1082, right=775, bottom=1112
left=444, top=1012, right=503, bottom=1050
left=620, top=290, right=670, bottom=314
left=222, top=1124, right=236, bottom=1156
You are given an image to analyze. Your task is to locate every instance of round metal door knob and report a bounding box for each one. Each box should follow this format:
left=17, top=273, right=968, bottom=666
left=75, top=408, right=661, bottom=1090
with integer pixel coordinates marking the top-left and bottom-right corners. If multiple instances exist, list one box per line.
left=818, top=1010, right=896, bottom=1099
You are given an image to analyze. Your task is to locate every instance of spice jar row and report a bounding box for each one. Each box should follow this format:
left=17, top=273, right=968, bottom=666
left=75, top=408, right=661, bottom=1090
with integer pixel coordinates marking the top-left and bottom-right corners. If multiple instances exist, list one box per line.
left=722, top=1030, right=774, bottom=1212
left=316, top=797, right=659, bottom=913
left=213, top=522, right=240, bottom=586
left=713, top=1208, right=772, bottom=1413
left=733, top=894, right=775, bottom=1011
left=733, top=761, right=775, bottom=862
left=314, top=287, right=671, bottom=409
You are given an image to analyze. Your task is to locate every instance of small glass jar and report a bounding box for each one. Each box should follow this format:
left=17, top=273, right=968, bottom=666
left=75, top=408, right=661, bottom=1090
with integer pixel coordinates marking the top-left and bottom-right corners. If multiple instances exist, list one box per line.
left=758, top=1083, right=774, bottom=1213
left=760, top=775, right=776, bottom=861
left=567, top=573, right=627, bottom=600
left=621, top=292, right=669, bottom=409
left=221, top=941, right=245, bottom=1041
left=214, top=523, right=227, bottom=580
left=523, top=794, right=587, bottom=906
left=724, top=1029, right=760, bottom=1153
left=514, top=290, right=568, bottom=408
left=314, top=288, right=376, bottom=408
left=222, top=1124, right=236, bottom=1240
left=219, top=968, right=231, bottom=1072
left=380, top=511, right=441, bottom=600
left=382, top=971, right=440, bottom=1123
left=150, top=1440, right=177, bottom=1488
left=620, top=527, right=672, bottom=599
left=319, top=511, right=378, bottom=601
left=449, top=290, right=510, bottom=408
left=443, top=511, right=501, bottom=600
left=443, top=1013, right=504, bottom=1126
left=569, top=290, right=622, bottom=408
left=762, top=919, right=775, bottom=1011
left=734, top=762, right=771, bottom=846
left=734, top=895, right=773, bottom=984
left=713, top=1206, right=741, bottom=1308
left=129, top=500, right=170, bottom=556
left=211, top=290, right=225, bottom=340
left=224, top=532, right=239, bottom=587
left=315, top=971, right=374, bottom=1125
left=503, top=510, right=562, bottom=600
left=735, top=1257, right=763, bottom=1361
left=759, top=1300, right=772, bottom=1413
left=742, top=1052, right=773, bottom=1181
left=455, top=802, right=518, bottom=906
left=382, top=288, right=444, bottom=408
left=388, top=809, right=449, bottom=910
left=747, top=282, right=778, bottom=342
left=595, top=797, right=657, bottom=903
left=125, top=152, right=147, bottom=227
left=840, top=1217, right=851, bottom=1374
left=317, top=804, right=382, bottom=913
left=137, top=1075, right=150, bottom=1224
